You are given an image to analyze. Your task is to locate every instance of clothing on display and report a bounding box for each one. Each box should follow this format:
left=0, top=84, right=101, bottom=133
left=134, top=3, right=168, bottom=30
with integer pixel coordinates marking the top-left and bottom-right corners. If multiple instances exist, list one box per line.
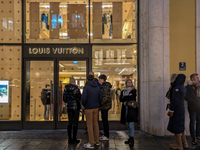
left=41, top=84, right=52, bottom=121
left=41, top=13, right=49, bottom=30
left=102, top=13, right=112, bottom=36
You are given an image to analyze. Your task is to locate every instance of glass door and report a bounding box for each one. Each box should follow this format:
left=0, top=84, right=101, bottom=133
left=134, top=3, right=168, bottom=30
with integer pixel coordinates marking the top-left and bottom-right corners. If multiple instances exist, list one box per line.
left=24, top=60, right=55, bottom=129
left=57, top=60, right=86, bottom=128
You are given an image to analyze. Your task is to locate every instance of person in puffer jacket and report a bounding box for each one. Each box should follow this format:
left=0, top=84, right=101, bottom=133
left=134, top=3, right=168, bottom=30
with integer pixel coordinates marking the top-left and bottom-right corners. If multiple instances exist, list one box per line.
left=98, top=74, right=112, bottom=141
left=63, top=78, right=81, bottom=144
left=185, top=73, right=200, bottom=145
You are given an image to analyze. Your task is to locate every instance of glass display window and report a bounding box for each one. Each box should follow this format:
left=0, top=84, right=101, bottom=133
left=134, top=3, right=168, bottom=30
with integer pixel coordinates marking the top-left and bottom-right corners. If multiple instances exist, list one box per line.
left=91, top=0, right=137, bottom=43
left=92, top=45, right=137, bottom=120
left=0, top=46, right=22, bottom=120
left=25, top=0, right=89, bottom=43
left=0, top=0, right=22, bottom=43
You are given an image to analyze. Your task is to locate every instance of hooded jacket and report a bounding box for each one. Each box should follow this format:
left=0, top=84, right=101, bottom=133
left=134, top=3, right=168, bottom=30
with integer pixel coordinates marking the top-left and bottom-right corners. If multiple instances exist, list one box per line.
left=81, top=81, right=102, bottom=109
left=185, top=79, right=200, bottom=112
left=167, top=74, right=186, bottom=134
left=99, top=81, right=112, bottom=110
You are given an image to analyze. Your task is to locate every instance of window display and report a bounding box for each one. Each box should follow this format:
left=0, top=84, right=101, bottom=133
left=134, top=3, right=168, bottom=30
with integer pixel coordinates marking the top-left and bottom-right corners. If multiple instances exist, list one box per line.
left=26, top=0, right=89, bottom=43
left=92, top=45, right=137, bottom=120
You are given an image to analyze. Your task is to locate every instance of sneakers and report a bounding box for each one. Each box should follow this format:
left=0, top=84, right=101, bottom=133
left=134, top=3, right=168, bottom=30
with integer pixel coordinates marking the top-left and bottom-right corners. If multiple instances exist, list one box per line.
left=94, top=142, right=100, bottom=145
left=83, top=142, right=94, bottom=149
left=191, top=138, right=197, bottom=145
left=99, top=135, right=109, bottom=140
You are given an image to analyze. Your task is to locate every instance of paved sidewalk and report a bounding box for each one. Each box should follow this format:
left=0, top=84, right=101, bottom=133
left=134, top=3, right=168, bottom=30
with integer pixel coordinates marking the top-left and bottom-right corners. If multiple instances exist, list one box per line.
left=0, top=130, right=199, bottom=150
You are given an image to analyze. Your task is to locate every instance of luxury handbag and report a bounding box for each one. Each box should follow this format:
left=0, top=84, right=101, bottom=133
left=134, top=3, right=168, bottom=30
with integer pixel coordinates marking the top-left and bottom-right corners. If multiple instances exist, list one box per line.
left=127, top=100, right=138, bottom=109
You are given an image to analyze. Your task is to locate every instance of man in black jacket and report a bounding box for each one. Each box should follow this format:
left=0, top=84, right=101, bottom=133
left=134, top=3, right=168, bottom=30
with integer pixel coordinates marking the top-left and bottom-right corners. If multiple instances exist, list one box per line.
left=185, top=73, right=200, bottom=145
left=82, top=75, right=102, bottom=149
left=63, top=78, right=81, bottom=144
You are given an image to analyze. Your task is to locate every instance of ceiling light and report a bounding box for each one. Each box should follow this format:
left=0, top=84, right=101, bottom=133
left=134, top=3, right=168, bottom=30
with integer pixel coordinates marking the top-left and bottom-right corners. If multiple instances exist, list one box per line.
left=118, top=68, right=126, bottom=75
left=59, top=63, right=64, bottom=67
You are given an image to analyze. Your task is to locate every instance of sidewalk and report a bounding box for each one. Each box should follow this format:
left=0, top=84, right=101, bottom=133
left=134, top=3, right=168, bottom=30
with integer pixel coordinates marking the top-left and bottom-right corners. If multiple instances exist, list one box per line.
left=0, top=130, right=199, bottom=150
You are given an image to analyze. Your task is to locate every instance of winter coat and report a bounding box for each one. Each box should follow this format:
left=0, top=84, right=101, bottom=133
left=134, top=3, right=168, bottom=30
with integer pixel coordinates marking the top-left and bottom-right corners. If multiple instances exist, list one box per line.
left=120, top=89, right=138, bottom=124
left=81, top=81, right=102, bottom=109
left=99, top=81, right=112, bottom=110
left=185, top=80, right=200, bottom=112
left=63, top=84, right=81, bottom=110
left=167, top=74, right=186, bottom=134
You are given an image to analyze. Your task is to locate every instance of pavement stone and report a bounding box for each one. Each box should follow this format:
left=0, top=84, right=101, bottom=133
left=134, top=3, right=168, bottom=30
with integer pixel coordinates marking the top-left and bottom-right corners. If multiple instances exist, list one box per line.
left=0, top=130, right=199, bottom=150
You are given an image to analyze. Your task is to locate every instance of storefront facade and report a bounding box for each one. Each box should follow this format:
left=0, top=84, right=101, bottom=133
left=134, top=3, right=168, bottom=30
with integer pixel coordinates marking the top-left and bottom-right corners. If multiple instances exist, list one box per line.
left=1, top=0, right=199, bottom=136
left=0, top=0, right=138, bottom=130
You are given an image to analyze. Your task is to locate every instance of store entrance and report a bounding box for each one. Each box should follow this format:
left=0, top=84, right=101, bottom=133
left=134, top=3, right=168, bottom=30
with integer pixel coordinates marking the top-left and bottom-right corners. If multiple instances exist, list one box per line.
left=23, top=59, right=87, bottom=129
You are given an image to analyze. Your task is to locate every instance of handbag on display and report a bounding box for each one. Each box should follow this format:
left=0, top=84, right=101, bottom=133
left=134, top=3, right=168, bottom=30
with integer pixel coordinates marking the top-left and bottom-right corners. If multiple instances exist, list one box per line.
left=127, top=100, right=138, bottom=109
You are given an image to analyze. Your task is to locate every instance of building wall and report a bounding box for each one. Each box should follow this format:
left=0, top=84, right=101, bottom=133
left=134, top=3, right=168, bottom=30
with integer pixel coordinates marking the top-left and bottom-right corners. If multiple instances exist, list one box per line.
left=170, top=0, right=196, bottom=78
left=170, top=0, right=195, bottom=135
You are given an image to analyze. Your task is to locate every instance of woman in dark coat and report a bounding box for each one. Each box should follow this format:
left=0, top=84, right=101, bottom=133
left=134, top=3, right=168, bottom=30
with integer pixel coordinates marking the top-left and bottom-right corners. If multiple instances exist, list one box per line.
left=167, top=74, right=189, bottom=150
left=120, top=79, right=138, bottom=148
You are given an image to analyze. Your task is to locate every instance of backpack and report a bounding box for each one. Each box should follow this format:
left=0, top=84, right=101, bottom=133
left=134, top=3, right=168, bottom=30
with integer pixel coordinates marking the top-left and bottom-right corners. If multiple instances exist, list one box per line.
left=41, top=88, right=51, bottom=105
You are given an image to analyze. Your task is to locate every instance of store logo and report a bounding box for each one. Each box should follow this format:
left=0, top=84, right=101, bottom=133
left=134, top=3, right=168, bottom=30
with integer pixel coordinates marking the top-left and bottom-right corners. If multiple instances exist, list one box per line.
left=29, top=47, right=84, bottom=55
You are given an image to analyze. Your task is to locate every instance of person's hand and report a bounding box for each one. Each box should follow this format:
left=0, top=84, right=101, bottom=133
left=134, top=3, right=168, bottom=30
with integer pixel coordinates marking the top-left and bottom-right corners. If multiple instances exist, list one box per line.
left=167, top=111, right=173, bottom=117
left=129, top=93, right=132, bottom=96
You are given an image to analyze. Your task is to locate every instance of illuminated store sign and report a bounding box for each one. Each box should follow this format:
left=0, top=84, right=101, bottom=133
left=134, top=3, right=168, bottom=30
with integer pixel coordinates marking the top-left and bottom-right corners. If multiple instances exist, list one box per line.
left=29, top=47, right=84, bottom=55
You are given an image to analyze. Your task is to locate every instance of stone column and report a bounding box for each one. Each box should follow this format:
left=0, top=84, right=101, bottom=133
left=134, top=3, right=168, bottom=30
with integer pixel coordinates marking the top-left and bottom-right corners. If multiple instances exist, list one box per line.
left=196, top=0, right=200, bottom=74
left=139, top=0, right=170, bottom=136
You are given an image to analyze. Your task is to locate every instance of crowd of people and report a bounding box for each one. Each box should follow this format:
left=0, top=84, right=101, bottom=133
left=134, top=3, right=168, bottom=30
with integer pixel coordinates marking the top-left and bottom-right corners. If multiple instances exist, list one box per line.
left=62, top=71, right=200, bottom=150
left=63, top=71, right=138, bottom=149
left=166, top=73, right=200, bottom=150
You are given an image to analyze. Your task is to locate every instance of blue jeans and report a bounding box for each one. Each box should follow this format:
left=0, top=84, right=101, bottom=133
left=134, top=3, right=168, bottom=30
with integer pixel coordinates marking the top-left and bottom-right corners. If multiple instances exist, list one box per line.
left=126, top=105, right=135, bottom=137
left=189, top=111, right=200, bottom=138
left=44, top=105, right=51, bottom=121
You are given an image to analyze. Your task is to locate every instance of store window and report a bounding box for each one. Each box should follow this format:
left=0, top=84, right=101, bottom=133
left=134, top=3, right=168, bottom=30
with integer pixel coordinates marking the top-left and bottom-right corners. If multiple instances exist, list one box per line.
left=92, top=45, right=137, bottom=120
left=26, top=0, right=89, bottom=43
left=25, top=61, right=54, bottom=121
left=91, top=0, right=137, bottom=43
left=0, top=46, right=22, bottom=120
left=0, top=0, right=22, bottom=43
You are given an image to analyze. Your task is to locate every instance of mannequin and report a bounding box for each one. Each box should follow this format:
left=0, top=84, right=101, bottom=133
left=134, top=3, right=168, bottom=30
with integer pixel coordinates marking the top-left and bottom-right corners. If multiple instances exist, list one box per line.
left=41, top=84, right=51, bottom=121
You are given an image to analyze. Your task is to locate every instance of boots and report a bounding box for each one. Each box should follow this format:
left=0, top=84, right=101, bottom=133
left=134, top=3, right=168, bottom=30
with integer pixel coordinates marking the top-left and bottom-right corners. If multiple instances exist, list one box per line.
left=73, top=126, right=80, bottom=143
left=124, top=138, right=130, bottom=144
left=170, top=134, right=183, bottom=150
left=68, top=125, right=73, bottom=144
left=181, top=132, right=189, bottom=149
left=129, top=137, right=134, bottom=148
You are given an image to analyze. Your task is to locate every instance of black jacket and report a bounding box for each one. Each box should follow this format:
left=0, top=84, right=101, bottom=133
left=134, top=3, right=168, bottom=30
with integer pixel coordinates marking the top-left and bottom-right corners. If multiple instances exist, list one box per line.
left=185, top=80, right=200, bottom=112
left=63, top=84, right=81, bottom=110
left=81, top=81, right=102, bottom=109
left=120, top=89, right=138, bottom=124
left=167, top=74, right=186, bottom=134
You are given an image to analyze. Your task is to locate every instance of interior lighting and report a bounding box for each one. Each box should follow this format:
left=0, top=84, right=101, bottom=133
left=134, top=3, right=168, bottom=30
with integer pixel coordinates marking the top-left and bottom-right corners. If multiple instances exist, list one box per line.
left=104, top=63, right=130, bottom=65
left=118, top=68, right=126, bottom=75
left=59, top=63, right=64, bottom=67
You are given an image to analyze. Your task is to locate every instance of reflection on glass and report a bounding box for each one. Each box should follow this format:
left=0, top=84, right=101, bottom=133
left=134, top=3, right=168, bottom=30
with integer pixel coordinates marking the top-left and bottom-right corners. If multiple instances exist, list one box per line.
left=25, top=61, right=54, bottom=121
left=92, top=45, right=137, bottom=120
left=58, top=61, right=86, bottom=121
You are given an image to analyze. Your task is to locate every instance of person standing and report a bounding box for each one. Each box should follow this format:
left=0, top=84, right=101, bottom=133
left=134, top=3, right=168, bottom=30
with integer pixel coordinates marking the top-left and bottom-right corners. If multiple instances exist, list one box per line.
left=63, top=78, right=81, bottom=144
left=185, top=73, right=200, bottom=145
left=120, top=79, right=138, bottom=148
left=98, top=74, right=112, bottom=140
left=167, top=74, right=189, bottom=150
left=82, top=75, right=102, bottom=149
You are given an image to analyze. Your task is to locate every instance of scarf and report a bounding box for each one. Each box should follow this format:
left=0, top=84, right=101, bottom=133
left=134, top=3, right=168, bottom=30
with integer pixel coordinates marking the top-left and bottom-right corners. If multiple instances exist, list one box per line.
left=123, top=86, right=135, bottom=96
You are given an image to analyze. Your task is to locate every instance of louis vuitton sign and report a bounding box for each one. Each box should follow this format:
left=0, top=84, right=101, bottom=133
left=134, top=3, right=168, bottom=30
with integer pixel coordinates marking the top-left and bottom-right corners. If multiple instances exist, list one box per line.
left=24, top=45, right=89, bottom=58
left=29, top=47, right=84, bottom=55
